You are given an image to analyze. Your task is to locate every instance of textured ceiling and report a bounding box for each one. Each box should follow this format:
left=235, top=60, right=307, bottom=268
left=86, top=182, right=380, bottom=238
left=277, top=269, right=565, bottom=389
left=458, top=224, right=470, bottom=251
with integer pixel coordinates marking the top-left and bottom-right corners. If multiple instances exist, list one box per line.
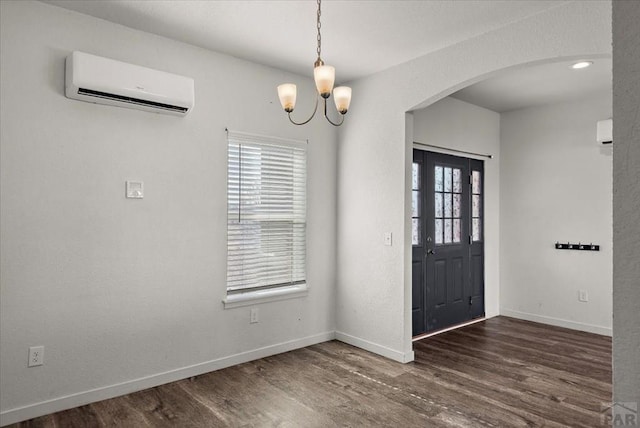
left=452, top=58, right=612, bottom=113
left=44, top=1, right=610, bottom=110
left=44, top=0, right=568, bottom=83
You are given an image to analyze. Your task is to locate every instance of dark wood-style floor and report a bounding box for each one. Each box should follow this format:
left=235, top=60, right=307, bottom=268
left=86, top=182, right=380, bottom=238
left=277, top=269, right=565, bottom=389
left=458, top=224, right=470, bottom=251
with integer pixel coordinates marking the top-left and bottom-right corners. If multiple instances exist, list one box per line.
left=10, top=316, right=612, bottom=427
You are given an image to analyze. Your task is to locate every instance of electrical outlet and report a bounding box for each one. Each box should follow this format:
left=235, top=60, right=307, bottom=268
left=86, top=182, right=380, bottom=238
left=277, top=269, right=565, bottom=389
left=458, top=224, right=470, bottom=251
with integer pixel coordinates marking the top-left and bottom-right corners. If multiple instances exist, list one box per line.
left=579, top=290, right=589, bottom=302
left=250, top=308, right=259, bottom=324
left=28, top=346, right=44, bottom=367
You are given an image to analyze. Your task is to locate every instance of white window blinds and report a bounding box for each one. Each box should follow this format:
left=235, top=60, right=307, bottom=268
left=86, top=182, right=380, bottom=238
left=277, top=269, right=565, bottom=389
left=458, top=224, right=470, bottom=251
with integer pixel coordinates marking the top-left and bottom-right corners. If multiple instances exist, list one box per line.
left=226, top=131, right=307, bottom=293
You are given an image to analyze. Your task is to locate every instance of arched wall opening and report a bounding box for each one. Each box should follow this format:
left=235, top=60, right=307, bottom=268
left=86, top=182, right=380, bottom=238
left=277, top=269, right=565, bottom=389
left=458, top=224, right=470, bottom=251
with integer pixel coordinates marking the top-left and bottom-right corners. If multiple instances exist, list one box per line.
left=404, top=54, right=612, bottom=343
left=336, top=0, right=611, bottom=363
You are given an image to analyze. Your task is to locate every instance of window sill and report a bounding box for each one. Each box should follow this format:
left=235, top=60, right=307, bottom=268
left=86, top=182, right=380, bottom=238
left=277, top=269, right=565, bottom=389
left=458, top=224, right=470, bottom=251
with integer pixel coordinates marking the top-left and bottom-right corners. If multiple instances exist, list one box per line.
left=222, top=284, right=308, bottom=309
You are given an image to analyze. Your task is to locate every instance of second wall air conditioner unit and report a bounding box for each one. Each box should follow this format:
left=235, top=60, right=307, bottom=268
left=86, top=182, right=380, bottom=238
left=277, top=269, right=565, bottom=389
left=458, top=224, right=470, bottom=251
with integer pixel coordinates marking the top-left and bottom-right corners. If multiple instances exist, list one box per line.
left=597, top=119, right=612, bottom=145
left=65, top=51, right=195, bottom=116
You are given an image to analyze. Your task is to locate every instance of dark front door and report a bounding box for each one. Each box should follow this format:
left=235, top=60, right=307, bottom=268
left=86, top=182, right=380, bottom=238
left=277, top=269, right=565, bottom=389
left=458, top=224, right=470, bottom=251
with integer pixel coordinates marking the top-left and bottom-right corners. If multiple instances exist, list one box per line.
left=412, top=150, right=485, bottom=336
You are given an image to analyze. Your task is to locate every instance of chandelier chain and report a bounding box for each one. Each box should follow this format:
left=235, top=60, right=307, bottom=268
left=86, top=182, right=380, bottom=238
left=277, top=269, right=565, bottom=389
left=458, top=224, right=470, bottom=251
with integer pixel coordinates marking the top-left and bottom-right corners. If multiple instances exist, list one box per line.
left=316, top=0, right=322, bottom=59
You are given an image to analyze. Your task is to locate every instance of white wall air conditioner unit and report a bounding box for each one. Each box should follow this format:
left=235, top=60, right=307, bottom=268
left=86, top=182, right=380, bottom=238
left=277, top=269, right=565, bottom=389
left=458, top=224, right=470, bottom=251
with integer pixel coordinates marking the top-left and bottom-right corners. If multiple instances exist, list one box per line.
left=65, top=51, right=194, bottom=116
left=597, top=119, right=613, bottom=145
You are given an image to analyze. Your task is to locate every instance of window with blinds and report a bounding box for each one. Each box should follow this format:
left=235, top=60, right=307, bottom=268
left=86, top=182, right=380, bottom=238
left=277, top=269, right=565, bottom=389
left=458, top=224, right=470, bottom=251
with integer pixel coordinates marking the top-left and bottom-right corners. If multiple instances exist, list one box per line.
left=226, top=131, right=307, bottom=294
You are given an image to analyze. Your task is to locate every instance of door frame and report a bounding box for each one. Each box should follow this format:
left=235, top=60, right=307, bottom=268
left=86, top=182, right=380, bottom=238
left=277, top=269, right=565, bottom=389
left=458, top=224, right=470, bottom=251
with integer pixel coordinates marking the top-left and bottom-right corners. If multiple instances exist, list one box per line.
left=411, top=146, right=487, bottom=338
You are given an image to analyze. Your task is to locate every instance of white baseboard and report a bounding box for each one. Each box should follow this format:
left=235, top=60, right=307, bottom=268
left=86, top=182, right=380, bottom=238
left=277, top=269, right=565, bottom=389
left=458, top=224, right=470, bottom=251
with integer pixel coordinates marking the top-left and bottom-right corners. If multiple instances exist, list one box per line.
left=335, top=331, right=415, bottom=363
left=500, top=308, right=612, bottom=336
left=0, top=331, right=335, bottom=427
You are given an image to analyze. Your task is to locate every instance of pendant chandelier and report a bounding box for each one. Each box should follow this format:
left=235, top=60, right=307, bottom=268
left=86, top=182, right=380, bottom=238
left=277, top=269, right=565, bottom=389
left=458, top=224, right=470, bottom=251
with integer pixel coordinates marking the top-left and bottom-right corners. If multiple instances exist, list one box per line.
left=277, top=0, right=352, bottom=127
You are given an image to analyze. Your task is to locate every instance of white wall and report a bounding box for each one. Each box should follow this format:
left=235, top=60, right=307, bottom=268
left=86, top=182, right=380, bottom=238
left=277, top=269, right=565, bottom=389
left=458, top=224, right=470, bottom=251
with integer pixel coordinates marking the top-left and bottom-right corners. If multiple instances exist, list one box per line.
left=0, top=0, right=626, bottom=424
left=500, top=92, right=613, bottom=335
left=0, top=1, right=337, bottom=424
left=411, top=97, right=501, bottom=319
left=336, top=1, right=611, bottom=362
left=612, top=0, right=640, bottom=408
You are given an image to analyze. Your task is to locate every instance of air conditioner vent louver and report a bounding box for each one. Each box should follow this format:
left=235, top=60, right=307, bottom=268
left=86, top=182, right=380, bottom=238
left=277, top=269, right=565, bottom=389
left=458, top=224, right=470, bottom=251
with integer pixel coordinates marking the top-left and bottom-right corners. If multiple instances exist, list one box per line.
left=77, top=88, right=188, bottom=113
left=66, top=51, right=194, bottom=116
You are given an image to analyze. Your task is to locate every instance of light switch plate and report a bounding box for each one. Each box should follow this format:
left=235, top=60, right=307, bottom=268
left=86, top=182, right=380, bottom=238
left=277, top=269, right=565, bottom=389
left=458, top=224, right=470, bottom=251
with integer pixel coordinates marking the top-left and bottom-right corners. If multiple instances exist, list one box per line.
left=578, top=290, right=589, bottom=302
left=250, top=308, right=259, bottom=324
left=384, top=232, right=393, bottom=246
left=126, top=181, right=144, bottom=199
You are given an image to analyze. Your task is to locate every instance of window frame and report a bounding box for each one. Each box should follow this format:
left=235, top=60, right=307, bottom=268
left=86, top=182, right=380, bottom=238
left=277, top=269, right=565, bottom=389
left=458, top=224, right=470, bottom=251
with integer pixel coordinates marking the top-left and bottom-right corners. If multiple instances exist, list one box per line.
left=223, top=130, right=308, bottom=309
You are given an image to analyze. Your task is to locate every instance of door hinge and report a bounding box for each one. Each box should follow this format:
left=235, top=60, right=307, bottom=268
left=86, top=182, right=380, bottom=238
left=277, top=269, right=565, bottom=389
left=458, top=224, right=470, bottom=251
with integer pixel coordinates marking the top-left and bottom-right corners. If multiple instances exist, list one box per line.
left=469, top=235, right=472, bottom=244
left=469, top=175, right=472, bottom=184
left=469, top=296, right=473, bottom=305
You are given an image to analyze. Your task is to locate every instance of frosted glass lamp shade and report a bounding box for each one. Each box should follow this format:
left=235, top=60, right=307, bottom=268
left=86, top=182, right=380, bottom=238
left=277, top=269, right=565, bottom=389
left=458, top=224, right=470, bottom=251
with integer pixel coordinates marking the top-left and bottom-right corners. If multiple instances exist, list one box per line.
left=314, top=65, right=335, bottom=98
left=277, top=84, right=297, bottom=112
left=333, top=86, right=352, bottom=114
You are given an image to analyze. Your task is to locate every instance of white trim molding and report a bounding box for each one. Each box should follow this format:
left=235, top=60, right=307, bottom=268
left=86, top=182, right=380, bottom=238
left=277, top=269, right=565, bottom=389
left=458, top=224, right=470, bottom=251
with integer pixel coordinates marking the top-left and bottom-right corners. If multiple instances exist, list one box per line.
left=222, top=284, right=308, bottom=309
left=335, top=331, right=415, bottom=363
left=500, top=308, right=612, bottom=336
left=0, top=331, right=334, bottom=427
left=0, top=328, right=422, bottom=426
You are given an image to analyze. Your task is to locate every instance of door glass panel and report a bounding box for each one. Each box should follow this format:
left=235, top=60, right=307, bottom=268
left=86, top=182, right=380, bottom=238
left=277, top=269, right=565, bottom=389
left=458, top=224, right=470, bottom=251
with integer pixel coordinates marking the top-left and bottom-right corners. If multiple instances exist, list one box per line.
left=472, top=195, right=480, bottom=218
left=472, top=218, right=481, bottom=241
left=412, top=191, right=420, bottom=217
left=412, top=218, right=420, bottom=245
left=435, top=219, right=443, bottom=244
left=435, top=192, right=443, bottom=218
left=472, top=169, right=482, bottom=242
left=453, top=168, right=461, bottom=193
left=435, top=165, right=463, bottom=246
left=435, top=166, right=443, bottom=191
left=444, top=219, right=452, bottom=243
left=453, top=193, right=461, bottom=218
left=412, top=162, right=421, bottom=246
left=472, top=170, right=481, bottom=194
left=453, top=219, right=461, bottom=243
left=444, top=193, right=452, bottom=217
left=444, top=167, right=452, bottom=192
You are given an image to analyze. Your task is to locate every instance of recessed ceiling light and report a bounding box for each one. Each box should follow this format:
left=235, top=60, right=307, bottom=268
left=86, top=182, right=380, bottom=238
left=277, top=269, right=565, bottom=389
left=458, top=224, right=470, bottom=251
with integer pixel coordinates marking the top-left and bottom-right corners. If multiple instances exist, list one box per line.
left=572, top=61, right=593, bottom=69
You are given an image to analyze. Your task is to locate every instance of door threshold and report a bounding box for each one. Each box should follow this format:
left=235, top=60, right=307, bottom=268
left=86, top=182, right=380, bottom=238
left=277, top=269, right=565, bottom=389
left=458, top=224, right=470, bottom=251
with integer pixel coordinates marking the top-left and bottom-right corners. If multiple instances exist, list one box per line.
left=412, top=317, right=486, bottom=341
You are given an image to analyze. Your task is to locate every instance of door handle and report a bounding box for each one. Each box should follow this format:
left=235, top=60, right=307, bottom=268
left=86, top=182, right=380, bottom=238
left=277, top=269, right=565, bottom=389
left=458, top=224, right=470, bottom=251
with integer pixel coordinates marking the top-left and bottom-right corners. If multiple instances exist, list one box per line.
left=427, top=249, right=435, bottom=255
